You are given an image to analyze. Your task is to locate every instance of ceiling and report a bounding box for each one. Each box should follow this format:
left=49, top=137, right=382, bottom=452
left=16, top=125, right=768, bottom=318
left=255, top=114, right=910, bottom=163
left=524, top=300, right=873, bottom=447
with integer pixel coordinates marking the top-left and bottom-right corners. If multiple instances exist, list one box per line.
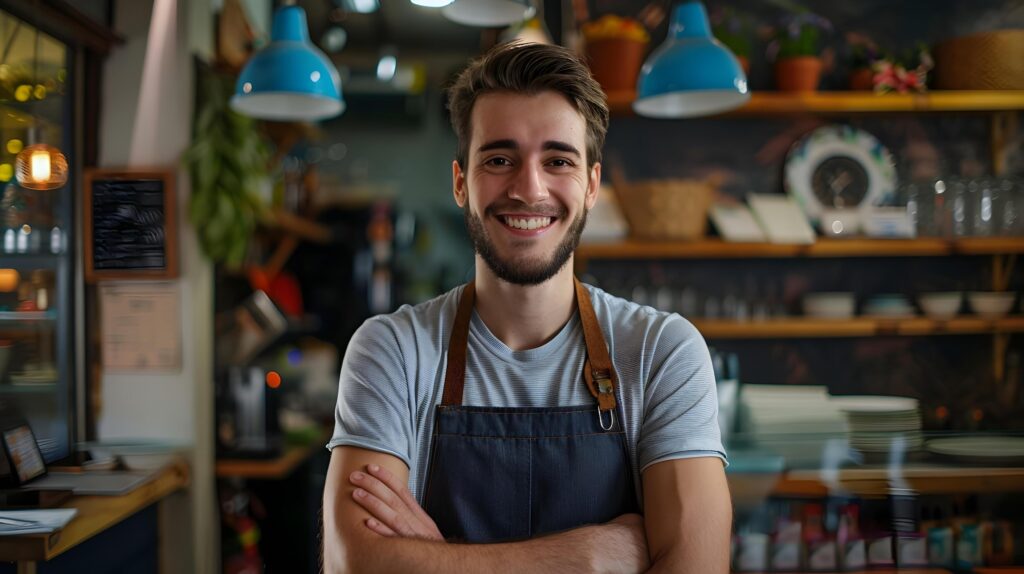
left=298, top=0, right=488, bottom=55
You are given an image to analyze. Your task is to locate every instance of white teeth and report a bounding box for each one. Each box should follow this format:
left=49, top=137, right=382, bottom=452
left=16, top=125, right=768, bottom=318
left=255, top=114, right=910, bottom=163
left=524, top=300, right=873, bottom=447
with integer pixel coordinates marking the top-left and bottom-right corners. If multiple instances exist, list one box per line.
left=503, top=216, right=552, bottom=230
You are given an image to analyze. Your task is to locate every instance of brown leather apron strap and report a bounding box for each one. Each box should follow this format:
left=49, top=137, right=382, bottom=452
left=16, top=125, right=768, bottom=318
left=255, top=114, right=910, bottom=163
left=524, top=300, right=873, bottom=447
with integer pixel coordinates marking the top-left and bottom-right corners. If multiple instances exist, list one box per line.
left=441, top=281, right=475, bottom=406
left=441, top=279, right=619, bottom=422
left=574, top=278, right=619, bottom=415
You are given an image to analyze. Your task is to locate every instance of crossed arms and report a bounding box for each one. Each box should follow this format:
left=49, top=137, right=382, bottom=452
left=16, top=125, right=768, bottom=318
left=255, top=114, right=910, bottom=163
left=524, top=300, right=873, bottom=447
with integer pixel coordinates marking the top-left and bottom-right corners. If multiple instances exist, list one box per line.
left=321, top=446, right=731, bottom=574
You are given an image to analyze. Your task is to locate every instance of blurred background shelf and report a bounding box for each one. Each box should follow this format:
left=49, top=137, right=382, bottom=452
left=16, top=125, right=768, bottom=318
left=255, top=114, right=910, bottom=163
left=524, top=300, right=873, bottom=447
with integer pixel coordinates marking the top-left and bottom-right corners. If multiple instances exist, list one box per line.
left=0, top=311, right=58, bottom=322
left=692, top=316, right=1024, bottom=339
left=608, top=90, right=1024, bottom=116
left=576, top=238, right=1024, bottom=264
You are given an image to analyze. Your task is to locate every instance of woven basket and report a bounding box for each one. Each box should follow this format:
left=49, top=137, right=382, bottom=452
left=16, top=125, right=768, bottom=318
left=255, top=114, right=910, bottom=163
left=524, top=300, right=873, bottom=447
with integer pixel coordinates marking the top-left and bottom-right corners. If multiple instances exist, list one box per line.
left=612, top=179, right=713, bottom=240
left=934, top=29, right=1024, bottom=90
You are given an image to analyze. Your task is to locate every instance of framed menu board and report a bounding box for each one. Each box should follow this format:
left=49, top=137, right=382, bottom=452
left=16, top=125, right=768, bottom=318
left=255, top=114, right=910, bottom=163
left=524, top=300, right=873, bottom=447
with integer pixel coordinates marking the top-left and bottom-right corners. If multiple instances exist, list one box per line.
left=83, top=168, right=178, bottom=282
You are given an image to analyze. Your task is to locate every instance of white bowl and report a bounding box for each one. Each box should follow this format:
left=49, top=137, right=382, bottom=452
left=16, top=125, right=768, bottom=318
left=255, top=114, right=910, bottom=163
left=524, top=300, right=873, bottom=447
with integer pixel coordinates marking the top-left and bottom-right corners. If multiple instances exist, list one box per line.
left=918, top=292, right=963, bottom=320
left=804, top=292, right=856, bottom=319
left=968, top=291, right=1016, bottom=319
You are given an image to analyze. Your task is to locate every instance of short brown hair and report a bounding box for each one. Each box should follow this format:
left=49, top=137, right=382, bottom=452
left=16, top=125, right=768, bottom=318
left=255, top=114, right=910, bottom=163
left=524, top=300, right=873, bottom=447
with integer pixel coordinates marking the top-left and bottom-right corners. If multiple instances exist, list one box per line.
left=447, top=42, right=609, bottom=170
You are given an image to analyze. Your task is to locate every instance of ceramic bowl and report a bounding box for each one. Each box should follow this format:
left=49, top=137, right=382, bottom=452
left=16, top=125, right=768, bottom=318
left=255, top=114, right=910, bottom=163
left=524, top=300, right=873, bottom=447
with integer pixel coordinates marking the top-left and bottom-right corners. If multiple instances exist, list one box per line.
left=804, top=292, right=856, bottom=319
left=968, top=291, right=1016, bottom=319
left=918, top=292, right=963, bottom=320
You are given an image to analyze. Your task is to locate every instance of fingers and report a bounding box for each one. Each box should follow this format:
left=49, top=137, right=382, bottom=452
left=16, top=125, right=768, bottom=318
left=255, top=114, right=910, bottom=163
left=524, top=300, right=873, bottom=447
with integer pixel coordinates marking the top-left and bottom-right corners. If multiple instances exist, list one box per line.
left=366, top=464, right=441, bottom=536
left=351, top=486, right=416, bottom=537
left=365, top=517, right=397, bottom=537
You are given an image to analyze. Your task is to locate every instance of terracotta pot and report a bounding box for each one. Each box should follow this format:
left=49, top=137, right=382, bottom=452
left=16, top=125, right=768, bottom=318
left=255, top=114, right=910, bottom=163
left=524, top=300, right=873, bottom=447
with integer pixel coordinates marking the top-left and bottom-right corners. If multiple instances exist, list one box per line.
left=774, top=56, right=823, bottom=92
left=585, top=37, right=647, bottom=97
left=849, top=67, right=874, bottom=91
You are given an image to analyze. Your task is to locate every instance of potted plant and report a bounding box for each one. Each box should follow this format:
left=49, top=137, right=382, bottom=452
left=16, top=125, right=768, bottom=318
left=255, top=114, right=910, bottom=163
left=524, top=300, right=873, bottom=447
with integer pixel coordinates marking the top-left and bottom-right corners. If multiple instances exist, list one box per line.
left=183, top=63, right=271, bottom=267
left=581, top=14, right=650, bottom=98
left=871, top=44, right=934, bottom=94
left=710, top=7, right=754, bottom=75
left=846, top=32, right=880, bottom=90
left=767, top=12, right=832, bottom=92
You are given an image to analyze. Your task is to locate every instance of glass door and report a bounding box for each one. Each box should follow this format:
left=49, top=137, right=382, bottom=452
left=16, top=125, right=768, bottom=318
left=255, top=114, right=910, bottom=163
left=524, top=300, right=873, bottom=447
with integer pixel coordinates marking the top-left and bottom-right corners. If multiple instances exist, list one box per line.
left=0, top=9, right=74, bottom=462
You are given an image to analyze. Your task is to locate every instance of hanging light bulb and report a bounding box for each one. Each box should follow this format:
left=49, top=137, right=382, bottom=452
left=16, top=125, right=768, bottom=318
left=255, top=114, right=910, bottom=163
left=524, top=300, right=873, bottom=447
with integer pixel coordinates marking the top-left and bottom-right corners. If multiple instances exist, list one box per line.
left=14, top=23, right=68, bottom=191
left=15, top=142, right=68, bottom=190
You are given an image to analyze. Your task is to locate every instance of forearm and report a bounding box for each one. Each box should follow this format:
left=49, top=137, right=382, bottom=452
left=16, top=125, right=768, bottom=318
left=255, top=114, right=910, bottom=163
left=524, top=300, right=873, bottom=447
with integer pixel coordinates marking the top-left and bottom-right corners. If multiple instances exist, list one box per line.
left=644, top=498, right=731, bottom=574
left=327, top=521, right=641, bottom=574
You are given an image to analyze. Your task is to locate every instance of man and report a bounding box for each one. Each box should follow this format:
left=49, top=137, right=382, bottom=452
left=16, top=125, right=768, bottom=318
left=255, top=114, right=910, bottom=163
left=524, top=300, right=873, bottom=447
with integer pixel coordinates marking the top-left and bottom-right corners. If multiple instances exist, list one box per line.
left=322, top=41, right=731, bottom=573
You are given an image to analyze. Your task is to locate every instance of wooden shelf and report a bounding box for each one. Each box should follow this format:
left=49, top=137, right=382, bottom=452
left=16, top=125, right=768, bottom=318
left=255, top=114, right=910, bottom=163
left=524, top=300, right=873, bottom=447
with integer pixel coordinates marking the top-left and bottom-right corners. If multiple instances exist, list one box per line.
left=575, top=237, right=1024, bottom=264
left=771, top=465, right=1024, bottom=497
left=0, top=461, right=190, bottom=562
left=693, top=316, right=1024, bottom=339
left=609, top=90, right=1024, bottom=116
left=216, top=434, right=327, bottom=479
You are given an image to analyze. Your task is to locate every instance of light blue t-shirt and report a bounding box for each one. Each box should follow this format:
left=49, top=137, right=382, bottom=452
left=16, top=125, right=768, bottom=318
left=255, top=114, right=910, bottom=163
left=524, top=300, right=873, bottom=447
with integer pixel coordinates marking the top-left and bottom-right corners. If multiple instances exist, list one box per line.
left=329, top=283, right=726, bottom=505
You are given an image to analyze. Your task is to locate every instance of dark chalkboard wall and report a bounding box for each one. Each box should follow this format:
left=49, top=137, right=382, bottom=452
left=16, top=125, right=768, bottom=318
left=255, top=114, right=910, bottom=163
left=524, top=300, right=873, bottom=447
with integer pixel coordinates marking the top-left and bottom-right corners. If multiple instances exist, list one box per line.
left=84, top=169, right=177, bottom=281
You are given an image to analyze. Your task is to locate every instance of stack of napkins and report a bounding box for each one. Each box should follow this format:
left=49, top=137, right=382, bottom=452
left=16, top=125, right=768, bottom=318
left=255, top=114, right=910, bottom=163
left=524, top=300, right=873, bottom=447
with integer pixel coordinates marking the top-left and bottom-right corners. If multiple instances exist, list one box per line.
left=0, top=508, right=77, bottom=535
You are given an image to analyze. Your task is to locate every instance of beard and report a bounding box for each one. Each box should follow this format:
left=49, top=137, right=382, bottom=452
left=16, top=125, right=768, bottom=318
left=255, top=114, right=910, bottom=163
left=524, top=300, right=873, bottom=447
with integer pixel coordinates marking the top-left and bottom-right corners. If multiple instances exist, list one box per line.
left=464, top=201, right=588, bottom=286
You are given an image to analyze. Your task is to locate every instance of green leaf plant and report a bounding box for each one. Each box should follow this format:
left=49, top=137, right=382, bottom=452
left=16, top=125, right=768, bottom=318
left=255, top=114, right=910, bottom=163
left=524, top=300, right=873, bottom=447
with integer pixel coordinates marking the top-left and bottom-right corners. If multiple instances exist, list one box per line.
left=182, top=63, right=270, bottom=267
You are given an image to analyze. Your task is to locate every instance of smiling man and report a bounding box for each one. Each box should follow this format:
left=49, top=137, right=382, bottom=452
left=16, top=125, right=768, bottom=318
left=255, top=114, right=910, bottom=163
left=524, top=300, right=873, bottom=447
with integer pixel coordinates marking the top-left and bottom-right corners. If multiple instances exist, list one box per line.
left=322, top=42, right=731, bottom=573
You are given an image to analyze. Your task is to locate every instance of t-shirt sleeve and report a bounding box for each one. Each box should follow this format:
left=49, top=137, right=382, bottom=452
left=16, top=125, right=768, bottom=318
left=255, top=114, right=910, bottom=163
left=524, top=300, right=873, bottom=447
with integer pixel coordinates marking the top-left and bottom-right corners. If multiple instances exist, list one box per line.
left=637, top=315, right=727, bottom=471
left=326, top=316, right=414, bottom=470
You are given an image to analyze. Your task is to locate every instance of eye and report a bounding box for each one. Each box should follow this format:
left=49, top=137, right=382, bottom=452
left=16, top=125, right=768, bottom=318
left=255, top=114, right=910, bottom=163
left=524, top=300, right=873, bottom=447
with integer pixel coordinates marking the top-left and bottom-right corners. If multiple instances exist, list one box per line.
left=484, top=157, right=512, bottom=167
left=547, top=158, right=574, bottom=168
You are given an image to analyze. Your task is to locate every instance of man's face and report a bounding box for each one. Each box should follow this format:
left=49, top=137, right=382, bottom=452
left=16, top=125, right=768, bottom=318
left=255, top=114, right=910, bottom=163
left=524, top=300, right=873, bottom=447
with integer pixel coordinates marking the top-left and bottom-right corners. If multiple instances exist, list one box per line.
left=453, top=91, right=601, bottom=286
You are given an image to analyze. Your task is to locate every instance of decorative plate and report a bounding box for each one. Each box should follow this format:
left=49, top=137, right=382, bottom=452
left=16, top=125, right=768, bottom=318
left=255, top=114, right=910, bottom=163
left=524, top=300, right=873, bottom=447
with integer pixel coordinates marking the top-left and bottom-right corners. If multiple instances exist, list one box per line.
left=784, top=125, right=897, bottom=222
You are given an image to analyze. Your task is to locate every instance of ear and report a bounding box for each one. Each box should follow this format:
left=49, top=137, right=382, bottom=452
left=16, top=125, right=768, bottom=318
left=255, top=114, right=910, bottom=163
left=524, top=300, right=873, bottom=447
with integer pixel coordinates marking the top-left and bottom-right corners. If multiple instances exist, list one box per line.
left=584, top=162, right=601, bottom=210
left=452, top=160, right=467, bottom=208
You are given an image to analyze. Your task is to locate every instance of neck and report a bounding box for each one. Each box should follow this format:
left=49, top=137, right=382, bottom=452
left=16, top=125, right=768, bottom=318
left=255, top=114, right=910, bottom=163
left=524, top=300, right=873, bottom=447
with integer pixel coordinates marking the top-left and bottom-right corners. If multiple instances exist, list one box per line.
left=473, top=256, right=577, bottom=351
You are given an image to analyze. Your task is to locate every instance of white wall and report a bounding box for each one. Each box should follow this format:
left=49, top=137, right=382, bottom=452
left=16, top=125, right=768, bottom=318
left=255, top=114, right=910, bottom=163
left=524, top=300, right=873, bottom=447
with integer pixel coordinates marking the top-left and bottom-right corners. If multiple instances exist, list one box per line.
left=97, top=0, right=216, bottom=571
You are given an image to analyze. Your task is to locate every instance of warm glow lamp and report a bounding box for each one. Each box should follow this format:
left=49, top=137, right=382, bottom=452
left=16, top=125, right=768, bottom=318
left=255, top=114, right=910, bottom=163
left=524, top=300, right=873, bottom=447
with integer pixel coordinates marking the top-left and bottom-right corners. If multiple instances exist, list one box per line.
left=15, top=130, right=67, bottom=191
left=442, top=0, right=535, bottom=27
left=231, top=6, right=344, bottom=121
left=633, top=2, right=750, bottom=118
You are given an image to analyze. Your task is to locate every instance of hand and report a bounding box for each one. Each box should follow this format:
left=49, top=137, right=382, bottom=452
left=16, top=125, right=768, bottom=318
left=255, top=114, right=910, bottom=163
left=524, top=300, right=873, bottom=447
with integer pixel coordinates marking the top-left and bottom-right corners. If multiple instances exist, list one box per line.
left=349, top=464, right=444, bottom=542
left=597, top=513, right=650, bottom=574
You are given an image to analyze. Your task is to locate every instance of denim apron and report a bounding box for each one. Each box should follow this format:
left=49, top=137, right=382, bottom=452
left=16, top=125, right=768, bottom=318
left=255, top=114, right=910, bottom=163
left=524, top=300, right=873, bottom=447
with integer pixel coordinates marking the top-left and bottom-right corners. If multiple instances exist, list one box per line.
left=422, top=278, right=639, bottom=543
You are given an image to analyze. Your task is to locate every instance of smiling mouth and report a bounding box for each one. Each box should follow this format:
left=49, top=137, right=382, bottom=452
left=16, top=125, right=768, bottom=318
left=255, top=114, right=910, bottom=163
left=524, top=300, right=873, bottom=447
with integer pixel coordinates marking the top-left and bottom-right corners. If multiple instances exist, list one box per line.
left=500, top=215, right=555, bottom=230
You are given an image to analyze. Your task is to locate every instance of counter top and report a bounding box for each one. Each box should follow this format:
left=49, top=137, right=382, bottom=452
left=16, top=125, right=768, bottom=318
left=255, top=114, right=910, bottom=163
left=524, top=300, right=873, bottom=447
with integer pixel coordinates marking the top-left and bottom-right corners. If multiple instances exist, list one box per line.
left=0, top=460, right=190, bottom=562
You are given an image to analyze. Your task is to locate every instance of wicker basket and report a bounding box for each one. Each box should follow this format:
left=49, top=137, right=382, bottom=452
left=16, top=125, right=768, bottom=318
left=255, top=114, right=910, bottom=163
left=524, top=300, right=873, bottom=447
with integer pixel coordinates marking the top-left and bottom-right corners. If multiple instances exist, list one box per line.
left=612, top=179, right=713, bottom=240
left=934, top=29, right=1024, bottom=90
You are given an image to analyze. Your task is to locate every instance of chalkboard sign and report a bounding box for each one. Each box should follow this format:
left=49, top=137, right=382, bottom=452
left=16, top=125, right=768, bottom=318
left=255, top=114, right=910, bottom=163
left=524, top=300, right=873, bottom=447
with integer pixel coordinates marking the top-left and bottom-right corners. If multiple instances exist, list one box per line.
left=84, top=169, right=178, bottom=281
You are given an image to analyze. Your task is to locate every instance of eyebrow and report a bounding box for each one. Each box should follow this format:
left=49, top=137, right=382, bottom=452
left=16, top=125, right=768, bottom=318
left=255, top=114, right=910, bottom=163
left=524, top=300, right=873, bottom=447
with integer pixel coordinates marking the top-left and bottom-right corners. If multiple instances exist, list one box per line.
left=477, top=139, right=582, bottom=158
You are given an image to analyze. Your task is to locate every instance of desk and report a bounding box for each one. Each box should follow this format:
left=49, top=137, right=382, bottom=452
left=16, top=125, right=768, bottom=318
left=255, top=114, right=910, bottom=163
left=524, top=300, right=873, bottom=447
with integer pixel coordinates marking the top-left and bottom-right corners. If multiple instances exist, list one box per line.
left=0, top=461, right=189, bottom=573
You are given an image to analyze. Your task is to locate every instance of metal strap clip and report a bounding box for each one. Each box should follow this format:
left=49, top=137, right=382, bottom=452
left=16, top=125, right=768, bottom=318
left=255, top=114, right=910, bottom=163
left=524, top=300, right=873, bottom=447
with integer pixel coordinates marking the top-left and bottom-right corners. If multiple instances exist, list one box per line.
left=597, top=403, right=615, bottom=431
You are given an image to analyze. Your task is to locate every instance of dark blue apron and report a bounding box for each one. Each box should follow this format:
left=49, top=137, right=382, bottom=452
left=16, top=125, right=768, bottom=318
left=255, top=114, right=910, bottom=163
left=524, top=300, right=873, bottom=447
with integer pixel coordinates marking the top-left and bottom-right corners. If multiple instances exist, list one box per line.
left=422, top=278, right=640, bottom=543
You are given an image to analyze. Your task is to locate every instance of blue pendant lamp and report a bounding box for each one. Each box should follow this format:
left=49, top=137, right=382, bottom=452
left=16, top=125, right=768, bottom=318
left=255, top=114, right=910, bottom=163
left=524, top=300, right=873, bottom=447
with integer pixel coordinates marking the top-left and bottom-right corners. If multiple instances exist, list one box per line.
left=633, top=2, right=749, bottom=118
left=231, top=6, right=344, bottom=121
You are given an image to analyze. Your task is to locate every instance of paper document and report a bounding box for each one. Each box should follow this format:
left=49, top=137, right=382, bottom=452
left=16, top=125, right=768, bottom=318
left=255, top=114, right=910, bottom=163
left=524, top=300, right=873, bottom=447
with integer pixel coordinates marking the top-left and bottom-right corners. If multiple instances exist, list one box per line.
left=0, top=508, right=77, bottom=535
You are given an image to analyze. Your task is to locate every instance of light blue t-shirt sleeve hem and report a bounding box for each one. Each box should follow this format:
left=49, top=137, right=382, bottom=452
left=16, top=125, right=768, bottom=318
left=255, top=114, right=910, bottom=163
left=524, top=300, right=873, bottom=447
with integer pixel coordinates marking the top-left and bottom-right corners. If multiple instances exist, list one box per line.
left=325, top=437, right=413, bottom=470
left=641, top=449, right=729, bottom=473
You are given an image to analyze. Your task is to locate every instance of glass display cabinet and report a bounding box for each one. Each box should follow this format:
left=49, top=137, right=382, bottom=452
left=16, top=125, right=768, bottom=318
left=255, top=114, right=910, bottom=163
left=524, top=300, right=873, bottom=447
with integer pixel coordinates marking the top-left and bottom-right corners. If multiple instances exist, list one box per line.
left=0, top=9, right=75, bottom=462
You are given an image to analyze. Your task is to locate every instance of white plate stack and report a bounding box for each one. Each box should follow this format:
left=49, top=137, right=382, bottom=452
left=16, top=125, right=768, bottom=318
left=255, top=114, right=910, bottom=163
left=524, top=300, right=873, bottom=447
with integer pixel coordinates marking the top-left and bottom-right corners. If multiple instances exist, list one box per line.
left=739, top=385, right=847, bottom=467
left=831, top=395, right=922, bottom=454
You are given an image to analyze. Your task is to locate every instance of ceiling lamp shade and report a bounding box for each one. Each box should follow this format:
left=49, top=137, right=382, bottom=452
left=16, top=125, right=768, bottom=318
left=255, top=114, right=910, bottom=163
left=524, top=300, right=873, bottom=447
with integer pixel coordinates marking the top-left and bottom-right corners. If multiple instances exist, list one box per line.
left=15, top=128, right=67, bottom=191
left=231, top=6, right=344, bottom=121
left=442, top=0, right=535, bottom=27
left=633, top=2, right=750, bottom=118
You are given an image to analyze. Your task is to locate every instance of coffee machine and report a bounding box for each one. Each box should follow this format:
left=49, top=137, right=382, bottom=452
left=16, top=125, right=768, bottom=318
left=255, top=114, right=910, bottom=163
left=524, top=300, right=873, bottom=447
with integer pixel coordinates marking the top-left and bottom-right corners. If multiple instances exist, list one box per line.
left=215, top=290, right=287, bottom=458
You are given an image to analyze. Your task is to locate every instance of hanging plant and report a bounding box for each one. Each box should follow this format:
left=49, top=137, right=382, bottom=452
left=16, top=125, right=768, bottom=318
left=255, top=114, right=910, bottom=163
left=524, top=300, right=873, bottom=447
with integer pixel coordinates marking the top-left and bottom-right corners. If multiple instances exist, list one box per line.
left=183, top=63, right=270, bottom=267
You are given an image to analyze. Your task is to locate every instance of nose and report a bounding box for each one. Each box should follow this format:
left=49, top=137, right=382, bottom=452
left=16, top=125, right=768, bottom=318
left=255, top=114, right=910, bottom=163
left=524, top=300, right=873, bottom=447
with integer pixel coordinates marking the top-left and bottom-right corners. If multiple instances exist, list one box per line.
left=507, top=163, right=549, bottom=205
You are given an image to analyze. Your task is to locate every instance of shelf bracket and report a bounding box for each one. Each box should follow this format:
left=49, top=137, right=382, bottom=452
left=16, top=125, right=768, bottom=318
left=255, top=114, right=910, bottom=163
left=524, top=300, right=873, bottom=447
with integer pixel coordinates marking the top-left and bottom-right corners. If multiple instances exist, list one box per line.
left=991, top=111, right=1018, bottom=177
